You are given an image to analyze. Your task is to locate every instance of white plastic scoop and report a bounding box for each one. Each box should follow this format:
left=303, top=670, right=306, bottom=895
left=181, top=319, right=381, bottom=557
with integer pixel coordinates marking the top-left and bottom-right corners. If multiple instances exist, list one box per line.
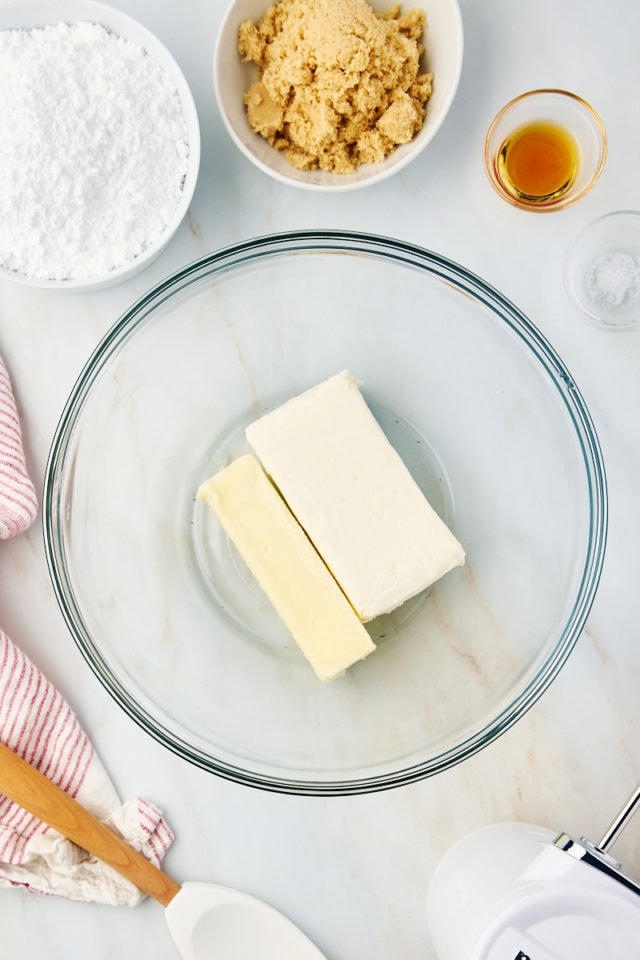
left=0, top=741, right=326, bottom=960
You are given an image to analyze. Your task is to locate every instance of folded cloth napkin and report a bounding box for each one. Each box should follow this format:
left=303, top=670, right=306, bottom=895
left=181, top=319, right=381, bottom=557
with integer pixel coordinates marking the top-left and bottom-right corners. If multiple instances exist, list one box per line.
left=0, top=356, right=38, bottom=539
left=0, top=353, right=173, bottom=904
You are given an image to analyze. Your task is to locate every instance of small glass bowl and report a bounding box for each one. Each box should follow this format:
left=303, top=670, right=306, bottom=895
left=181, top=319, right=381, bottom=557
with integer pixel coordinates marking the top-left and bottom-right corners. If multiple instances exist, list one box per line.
left=484, top=89, right=607, bottom=212
left=563, top=211, right=640, bottom=330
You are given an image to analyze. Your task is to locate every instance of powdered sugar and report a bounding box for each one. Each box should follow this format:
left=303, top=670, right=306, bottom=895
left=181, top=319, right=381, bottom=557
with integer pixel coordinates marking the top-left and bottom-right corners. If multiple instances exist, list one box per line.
left=0, top=21, right=189, bottom=281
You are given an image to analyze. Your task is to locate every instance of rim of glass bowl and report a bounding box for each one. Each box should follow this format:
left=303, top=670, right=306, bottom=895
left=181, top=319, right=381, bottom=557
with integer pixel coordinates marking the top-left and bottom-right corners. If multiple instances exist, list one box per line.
left=43, top=230, right=608, bottom=796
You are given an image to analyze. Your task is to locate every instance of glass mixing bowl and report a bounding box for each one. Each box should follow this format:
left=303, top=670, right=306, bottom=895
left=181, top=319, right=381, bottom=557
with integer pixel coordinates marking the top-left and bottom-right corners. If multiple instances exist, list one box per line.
left=44, top=232, right=607, bottom=795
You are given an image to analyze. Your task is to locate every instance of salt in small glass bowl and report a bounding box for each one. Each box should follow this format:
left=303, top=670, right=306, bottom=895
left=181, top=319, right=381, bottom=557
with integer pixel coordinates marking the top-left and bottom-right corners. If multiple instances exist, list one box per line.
left=563, top=211, right=640, bottom=331
left=484, top=89, right=607, bottom=212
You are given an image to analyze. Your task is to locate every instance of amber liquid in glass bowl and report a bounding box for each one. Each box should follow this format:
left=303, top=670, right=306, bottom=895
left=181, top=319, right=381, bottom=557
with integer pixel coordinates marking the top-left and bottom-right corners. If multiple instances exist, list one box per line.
left=497, top=120, right=578, bottom=204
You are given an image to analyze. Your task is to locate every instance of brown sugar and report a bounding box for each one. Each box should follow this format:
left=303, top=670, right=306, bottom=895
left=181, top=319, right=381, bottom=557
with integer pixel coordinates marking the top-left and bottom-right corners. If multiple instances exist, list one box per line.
left=237, top=0, right=433, bottom=174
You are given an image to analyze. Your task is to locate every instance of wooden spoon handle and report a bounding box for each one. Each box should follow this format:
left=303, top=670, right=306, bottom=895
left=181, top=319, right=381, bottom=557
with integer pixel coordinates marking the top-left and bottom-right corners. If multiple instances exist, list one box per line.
left=0, top=740, right=181, bottom=907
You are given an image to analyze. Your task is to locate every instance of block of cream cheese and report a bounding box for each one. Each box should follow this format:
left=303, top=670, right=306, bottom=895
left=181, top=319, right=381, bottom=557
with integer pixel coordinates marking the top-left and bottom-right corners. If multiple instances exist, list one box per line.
left=246, top=371, right=465, bottom=622
left=198, top=453, right=375, bottom=682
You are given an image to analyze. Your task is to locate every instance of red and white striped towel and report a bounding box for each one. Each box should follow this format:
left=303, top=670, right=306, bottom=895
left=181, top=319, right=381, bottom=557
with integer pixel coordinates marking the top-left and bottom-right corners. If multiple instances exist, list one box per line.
left=0, top=355, right=37, bottom=539
left=0, top=355, right=173, bottom=903
left=0, top=629, right=174, bottom=904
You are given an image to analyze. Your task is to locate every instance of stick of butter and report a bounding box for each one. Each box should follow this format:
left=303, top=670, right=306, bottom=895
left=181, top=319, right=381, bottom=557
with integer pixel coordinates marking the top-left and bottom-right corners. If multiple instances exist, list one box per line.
left=198, top=454, right=375, bottom=681
left=246, top=371, right=465, bottom=622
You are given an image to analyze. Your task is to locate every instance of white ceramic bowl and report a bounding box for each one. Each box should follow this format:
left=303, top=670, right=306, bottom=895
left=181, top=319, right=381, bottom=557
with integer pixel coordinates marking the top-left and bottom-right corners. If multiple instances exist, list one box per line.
left=213, top=0, right=463, bottom=191
left=0, top=0, right=201, bottom=291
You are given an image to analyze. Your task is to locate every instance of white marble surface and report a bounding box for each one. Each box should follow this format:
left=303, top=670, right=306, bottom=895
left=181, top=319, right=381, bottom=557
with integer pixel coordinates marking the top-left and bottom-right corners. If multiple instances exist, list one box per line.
left=1, top=0, right=640, bottom=957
